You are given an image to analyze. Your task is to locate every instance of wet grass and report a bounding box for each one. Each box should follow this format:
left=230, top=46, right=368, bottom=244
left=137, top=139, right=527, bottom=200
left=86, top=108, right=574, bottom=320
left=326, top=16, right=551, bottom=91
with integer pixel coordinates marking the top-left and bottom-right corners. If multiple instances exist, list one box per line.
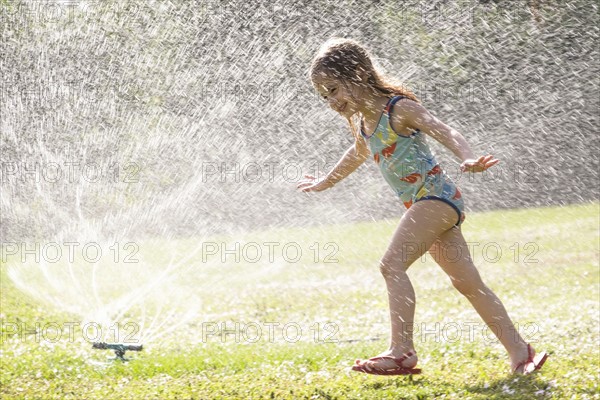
left=1, top=203, right=598, bottom=399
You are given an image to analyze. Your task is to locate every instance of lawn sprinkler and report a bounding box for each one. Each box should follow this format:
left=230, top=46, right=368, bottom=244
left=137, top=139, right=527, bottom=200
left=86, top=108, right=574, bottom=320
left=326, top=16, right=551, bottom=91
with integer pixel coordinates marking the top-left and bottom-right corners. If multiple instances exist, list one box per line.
left=92, top=342, right=143, bottom=361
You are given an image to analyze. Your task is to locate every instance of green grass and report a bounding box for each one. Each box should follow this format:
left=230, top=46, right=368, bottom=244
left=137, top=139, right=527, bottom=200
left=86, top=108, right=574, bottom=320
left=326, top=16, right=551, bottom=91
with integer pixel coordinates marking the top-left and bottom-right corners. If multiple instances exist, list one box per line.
left=1, top=203, right=599, bottom=399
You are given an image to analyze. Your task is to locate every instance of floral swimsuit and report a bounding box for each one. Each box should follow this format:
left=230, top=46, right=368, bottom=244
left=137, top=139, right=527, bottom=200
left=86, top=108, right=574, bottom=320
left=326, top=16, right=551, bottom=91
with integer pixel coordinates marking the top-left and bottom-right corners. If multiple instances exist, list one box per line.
left=360, top=96, right=465, bottom=226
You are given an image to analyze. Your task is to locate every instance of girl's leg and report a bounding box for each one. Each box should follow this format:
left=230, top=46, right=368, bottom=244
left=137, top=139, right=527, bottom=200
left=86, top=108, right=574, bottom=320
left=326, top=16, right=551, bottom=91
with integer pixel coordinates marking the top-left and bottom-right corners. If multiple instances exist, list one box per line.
left=428, top=227, right=536, bottom=372
left=359, top=199, right=458, bottom=370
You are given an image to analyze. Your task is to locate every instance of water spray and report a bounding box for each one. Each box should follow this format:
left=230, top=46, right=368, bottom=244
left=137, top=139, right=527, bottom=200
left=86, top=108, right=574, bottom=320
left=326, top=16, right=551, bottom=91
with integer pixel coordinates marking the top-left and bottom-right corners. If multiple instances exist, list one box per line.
left=92, top=342, right=143, bottom=361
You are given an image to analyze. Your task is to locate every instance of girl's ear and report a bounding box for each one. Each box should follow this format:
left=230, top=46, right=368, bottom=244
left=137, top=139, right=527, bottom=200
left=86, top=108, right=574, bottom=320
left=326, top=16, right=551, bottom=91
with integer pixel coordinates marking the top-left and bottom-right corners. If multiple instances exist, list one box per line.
left=356, top=70, right=374, bottom=94
left=354, top=69, right=372, bottom=94
left=356, top=66, right=372, bottom=83
left=357, top=67, right=369, bottom=83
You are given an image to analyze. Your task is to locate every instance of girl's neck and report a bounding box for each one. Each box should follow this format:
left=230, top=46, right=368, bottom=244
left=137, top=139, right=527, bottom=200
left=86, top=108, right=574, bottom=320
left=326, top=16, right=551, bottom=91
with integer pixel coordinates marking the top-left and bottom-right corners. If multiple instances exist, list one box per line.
left=356, top=90, right=391, bottom=125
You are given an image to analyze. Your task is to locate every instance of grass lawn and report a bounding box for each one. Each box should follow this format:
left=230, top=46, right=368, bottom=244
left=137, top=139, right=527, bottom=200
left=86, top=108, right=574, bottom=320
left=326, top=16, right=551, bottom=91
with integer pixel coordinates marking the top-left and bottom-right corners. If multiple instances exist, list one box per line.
left=1, top=202, right=598, bottom=399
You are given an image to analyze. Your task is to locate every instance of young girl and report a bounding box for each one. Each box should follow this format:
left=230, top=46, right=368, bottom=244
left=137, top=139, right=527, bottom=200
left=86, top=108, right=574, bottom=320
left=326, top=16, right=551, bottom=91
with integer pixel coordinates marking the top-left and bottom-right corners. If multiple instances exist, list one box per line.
left=297, top=38, right=548, bottom=375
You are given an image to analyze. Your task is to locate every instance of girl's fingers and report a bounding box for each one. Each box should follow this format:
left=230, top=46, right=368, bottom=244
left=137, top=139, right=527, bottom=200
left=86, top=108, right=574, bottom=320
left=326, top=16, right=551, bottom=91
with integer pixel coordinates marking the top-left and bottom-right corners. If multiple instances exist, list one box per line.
left=296, top=182, right=312, bottom=189
left=483, top=159, right=500, bottom=170
left=297, top=176, right=316, bottom=185
left=297, top=179, right=320, bottom=191
left=460, top=156, right=500, bottom=173
left=483, top=157, right=499, bottom=166
left=460, top=156, right=500, bottom=171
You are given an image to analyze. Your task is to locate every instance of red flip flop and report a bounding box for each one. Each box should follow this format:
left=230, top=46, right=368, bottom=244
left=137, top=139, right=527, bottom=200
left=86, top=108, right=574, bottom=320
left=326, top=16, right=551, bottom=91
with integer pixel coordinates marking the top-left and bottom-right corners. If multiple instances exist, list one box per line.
left=513, top=344, right=549, bottom=375
left=351, top=351, right=422, bottom=376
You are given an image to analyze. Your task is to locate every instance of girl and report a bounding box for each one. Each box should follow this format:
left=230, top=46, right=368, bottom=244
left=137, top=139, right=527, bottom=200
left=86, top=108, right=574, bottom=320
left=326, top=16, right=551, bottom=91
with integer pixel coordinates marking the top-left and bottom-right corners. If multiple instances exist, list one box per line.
left=297, top=38, right=548, bottom=376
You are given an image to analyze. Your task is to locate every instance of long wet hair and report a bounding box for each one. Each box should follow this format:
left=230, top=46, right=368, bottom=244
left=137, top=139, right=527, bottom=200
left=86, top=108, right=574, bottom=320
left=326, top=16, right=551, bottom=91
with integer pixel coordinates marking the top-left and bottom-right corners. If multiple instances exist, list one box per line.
left=310, top=38, right=419, bottom=143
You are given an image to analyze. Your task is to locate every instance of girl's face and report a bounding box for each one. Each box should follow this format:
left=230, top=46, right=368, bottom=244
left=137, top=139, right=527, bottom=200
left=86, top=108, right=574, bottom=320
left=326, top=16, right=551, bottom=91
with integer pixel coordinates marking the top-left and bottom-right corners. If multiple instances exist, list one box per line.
left=312, top=74, right=361, bottom=117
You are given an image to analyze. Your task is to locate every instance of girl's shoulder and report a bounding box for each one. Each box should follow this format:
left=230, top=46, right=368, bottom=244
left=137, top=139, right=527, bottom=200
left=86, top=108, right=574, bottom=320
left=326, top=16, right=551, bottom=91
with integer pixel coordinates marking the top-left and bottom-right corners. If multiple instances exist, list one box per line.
left=388, top=96, right=426, bottom=136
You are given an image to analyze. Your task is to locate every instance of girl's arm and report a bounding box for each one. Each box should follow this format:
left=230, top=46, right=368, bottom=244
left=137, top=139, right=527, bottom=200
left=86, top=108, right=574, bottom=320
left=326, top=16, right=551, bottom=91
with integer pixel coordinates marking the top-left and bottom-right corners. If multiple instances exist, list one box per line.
left=390, top=100, right=499, bottom=172
left=297, top=138, right=369, bottom=192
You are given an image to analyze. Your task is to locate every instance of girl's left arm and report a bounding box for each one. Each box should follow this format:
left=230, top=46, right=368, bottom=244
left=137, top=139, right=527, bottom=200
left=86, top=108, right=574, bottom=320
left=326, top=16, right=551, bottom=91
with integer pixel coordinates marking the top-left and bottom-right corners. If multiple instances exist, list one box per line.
left=391, top=100, right=499, bottom=173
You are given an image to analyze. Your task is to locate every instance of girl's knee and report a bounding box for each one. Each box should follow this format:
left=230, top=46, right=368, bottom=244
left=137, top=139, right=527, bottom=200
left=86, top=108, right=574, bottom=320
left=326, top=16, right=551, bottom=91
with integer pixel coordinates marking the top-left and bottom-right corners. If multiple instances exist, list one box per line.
left=379, top=258, right=409, bottom=278
left=379, top=244, right=421, bottom=277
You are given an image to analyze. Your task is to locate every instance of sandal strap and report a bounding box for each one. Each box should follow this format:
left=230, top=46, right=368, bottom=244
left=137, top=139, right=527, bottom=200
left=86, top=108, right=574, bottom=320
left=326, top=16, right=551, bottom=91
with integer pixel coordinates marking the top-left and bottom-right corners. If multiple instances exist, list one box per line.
left=365, top=351, right=416, bottom=368
left=513, top=344, right=536, bottom=373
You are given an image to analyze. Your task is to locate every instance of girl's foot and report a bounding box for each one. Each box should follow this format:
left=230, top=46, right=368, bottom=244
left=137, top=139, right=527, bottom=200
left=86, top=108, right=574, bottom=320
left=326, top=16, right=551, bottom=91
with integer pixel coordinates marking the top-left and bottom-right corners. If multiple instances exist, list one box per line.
left=510, top=343, right=531, bottom=373
left=511, top=343, right=549, bottom=374
left=354, top=349, right=418, bottom=372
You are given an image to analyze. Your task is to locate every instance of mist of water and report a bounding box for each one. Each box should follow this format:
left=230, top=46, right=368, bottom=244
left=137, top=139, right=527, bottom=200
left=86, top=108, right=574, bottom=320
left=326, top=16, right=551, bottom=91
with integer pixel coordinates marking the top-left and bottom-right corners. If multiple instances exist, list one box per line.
left=1, top=0, right=598, bottom=347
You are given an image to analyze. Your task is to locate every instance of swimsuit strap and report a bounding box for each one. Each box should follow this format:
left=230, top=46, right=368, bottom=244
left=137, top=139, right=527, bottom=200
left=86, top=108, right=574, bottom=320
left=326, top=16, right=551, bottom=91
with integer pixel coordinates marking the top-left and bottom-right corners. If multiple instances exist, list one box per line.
left=387, top=95, right=420, bottom=137
left=386, top=95, right=408, bottom=118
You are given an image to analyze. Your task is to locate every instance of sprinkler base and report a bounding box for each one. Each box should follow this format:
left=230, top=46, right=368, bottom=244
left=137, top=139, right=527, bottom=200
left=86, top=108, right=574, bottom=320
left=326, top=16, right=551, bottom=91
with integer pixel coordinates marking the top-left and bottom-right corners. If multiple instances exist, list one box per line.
left=92, top=342, right=143, bottom=361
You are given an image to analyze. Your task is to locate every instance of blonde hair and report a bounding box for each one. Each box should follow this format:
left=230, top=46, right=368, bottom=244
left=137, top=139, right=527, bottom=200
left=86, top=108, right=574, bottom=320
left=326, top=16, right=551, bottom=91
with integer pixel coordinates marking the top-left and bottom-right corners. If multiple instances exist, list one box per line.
left=310, top=38, right=419, bottom=143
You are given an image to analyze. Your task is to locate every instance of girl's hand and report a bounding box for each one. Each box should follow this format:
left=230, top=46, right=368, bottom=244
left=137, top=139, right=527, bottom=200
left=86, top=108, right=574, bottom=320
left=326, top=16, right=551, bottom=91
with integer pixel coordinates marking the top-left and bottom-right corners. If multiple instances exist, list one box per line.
left=460, top=155, right=500, bottom=173
left=297, top=175, right=333, bottom=192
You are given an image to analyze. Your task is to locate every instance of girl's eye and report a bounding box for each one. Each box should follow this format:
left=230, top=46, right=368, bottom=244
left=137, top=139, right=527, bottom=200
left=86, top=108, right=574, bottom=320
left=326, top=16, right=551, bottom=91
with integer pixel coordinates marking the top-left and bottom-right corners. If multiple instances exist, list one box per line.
left=329, top=88, right=337, bottom=94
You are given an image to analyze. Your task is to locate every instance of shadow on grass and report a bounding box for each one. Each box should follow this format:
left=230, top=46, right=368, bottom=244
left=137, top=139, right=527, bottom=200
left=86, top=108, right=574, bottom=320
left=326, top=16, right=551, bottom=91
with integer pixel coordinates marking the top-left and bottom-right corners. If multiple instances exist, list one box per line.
left=357, top=373, right=457, bottom=400
left=352, top=369, right=554, bottom=399
left=465, top=373, right=552, bottom=399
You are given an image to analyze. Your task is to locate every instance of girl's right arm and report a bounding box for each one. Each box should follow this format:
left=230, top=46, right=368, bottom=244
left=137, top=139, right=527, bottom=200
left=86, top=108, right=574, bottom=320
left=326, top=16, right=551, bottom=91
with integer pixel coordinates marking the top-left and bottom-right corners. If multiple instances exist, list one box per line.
left=297, top=138, right=369, bottom=192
